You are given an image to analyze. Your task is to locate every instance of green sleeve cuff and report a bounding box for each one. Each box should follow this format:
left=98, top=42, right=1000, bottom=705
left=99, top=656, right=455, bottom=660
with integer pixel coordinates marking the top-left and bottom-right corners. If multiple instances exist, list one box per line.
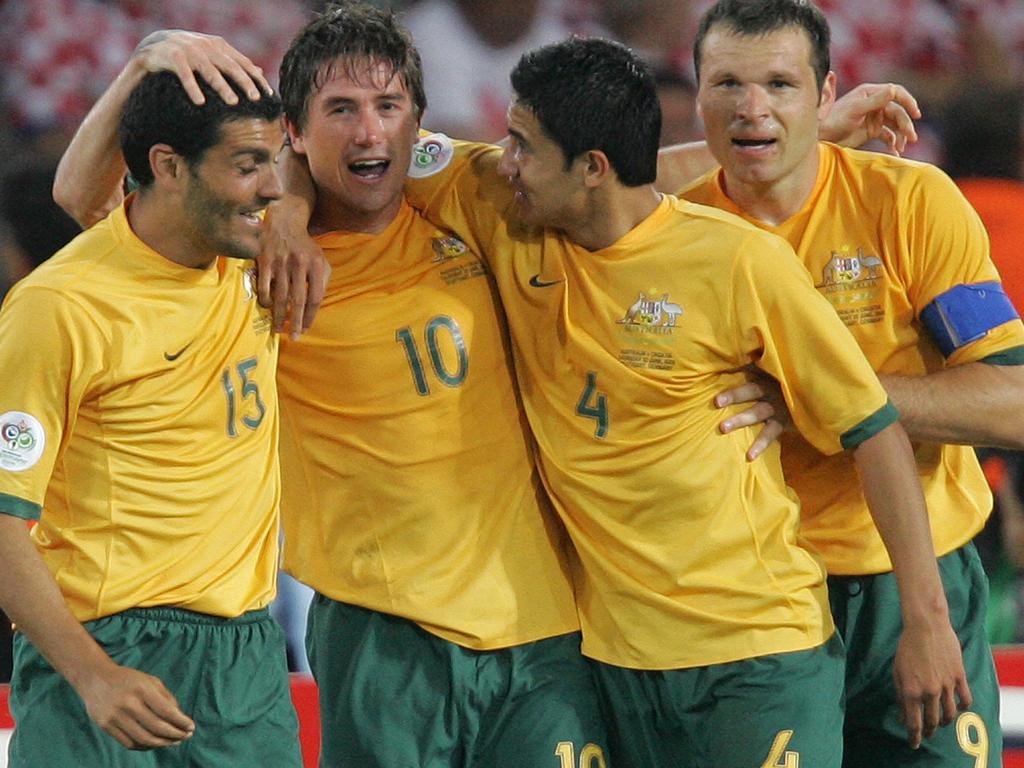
left=840, top=400, right=900, bottom=450
left=0, top=493, right=41, bottom=521
left=981, top=346, right=1024, bottom=366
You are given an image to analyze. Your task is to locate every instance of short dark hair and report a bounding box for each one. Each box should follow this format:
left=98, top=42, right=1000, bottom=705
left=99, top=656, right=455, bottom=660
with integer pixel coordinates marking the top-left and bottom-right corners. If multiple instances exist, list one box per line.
left=694, top=0, right=831, bottom=92
left=510, top=37, right=659, bottom=186
left=119, top=71, right=282, bottom=188
left=279, top=1, right=426, bottom=131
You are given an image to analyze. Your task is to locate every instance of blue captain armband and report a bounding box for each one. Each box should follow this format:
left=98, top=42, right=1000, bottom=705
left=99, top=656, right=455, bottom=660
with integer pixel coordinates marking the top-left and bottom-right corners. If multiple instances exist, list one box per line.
left=920, top=282, right=1020, bottom=358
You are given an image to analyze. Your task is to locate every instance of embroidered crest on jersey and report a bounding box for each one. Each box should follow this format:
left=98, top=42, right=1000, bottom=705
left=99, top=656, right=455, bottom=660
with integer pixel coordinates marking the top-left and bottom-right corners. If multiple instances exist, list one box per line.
left=408, top=133, right=455, bottom=178
left=431, top=236, right=469, bottom=263
left=815, top=247, right=886, bottom=327
left=240, top=265, right=272, bottom=333
left=0, top=411, right=45, bottom=472
left=617, top=292, right=683, bottom=334
left=242, top=266, right=257, bottom=301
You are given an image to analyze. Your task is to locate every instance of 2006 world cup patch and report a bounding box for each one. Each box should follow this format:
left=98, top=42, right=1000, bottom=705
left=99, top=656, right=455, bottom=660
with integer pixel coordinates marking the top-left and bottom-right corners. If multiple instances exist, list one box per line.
left=408, top=133, right=455, bottom=178
left=0, top=411, right=46, bottom=472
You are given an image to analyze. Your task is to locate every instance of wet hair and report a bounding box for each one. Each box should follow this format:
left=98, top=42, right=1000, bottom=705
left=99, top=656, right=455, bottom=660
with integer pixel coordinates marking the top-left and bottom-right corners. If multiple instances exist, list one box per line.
left=510, top=37, right=659, bottom=186
left=694, top=0, right=831, bottom=91
left=279, top=1, right=426, bottom=130
left=119, top=71, right=282, bottom=188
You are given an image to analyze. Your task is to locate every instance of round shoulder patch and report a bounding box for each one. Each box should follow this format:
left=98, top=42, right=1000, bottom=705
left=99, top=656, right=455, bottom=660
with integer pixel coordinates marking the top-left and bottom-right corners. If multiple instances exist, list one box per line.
left=408, top=132, right=455, bottom=179
left=0, top=411, right=46, bottom=472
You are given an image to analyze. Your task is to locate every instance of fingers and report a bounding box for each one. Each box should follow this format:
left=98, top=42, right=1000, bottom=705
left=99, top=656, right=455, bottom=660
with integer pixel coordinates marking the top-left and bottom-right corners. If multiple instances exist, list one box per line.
left=901, top=694, right=924, bottom=750
left=719, top=401, right=775, bottom=434
left=302, top=259, right=330, bottom=336
left=271, top=268, right=292, bottom=334
left=714, top=381, right=766, bottom=409
left=747, top=420, right=784, bottom=461
left=136, top=31, right=271, bottom=106
left=286, top=258, right=310, bottom=341
left=95, top=679, right=194, bottom=750
left=888, top=83, right=922, bottom=120
left=957, top=676, right=973, bottom=713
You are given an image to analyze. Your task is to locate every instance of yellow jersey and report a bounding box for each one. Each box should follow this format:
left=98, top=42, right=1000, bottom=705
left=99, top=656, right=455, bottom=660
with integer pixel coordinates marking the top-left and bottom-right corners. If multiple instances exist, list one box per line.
left=276, top=200, right=579, bottom=650
left=681, top=143, right=1024, bottom=574
left=405, top=136, right=897, bottom=669
left=0, top=199, right=280, bottom=620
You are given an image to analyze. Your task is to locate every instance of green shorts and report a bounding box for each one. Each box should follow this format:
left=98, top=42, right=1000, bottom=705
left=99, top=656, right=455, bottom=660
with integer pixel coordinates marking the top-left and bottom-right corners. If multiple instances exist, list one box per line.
left=831, top=542, right=1001, bottom=768
left=590, top=632, right=845, bottom=768
left=8, top=606, right=301, bottom=768
left=306, top=594, right=610, bottom=768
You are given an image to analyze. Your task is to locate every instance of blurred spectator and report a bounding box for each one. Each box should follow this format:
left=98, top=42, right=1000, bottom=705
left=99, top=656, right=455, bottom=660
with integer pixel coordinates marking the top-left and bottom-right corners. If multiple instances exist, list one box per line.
left=653, top=67, right=701, bottom=146
left=0, top=0, right=308, bottom=140
left=977, top=451, right=1024, bottom=644
left=402, top=0, right=595, bottom=141
left=944, top=84, right=1024, bottom=313
left=0, top=165, right=80, bottom=301
left=598, top=0, right=695, bottom=74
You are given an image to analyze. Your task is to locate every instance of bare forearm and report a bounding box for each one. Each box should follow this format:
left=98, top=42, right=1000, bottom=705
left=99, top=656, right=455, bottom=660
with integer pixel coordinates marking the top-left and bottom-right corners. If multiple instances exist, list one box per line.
left=881, top=363, right=1024, bottom=449
left=0, top=515, right=114, bottom=690
left=655, top=142, right=716, bottom=193
left=853, top=424, right=948, bottom=624
left=52, top=58, right=145, bottom=227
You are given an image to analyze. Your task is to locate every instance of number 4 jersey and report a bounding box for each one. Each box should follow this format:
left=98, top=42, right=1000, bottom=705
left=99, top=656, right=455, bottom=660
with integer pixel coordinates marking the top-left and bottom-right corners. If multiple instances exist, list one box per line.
left=0, top=197, right=281, bottom=621
left=404, top=136, right=897, bottom=670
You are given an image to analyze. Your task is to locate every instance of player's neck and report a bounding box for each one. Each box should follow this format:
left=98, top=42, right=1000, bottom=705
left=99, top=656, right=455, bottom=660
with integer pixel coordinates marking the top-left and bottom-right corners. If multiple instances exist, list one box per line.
left=721, top=156, right=819, bottom=228
left=310, top=194, right=403, bottom=236
left=567, top=185, right=662, bottom=252
left=128, top=192, right=218, bottom=270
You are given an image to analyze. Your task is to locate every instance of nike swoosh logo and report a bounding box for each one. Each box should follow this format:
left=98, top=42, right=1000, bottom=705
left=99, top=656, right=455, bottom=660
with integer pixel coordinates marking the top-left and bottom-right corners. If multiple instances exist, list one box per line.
left=164, top=342, right=193, bottom=362
left=529, top=274, right=563, bottom=288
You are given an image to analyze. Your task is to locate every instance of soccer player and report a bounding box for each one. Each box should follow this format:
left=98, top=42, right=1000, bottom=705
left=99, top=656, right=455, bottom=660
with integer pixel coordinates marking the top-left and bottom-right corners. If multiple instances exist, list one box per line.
left=394, top=36, right=968, bottom=767
left=680, top=2, right=1024, bottom=766
left=0, top=72, right=302, bottom=767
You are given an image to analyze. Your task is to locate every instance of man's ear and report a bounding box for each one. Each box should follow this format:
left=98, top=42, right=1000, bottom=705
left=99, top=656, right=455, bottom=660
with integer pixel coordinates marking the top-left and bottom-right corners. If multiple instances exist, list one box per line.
left=285, top=118, right=307, bottom=155
left=149, top=144, right=185, bottom=190
left=581, top=149, right=612, bottom=189
left=817, top=70, right=838, bottom=120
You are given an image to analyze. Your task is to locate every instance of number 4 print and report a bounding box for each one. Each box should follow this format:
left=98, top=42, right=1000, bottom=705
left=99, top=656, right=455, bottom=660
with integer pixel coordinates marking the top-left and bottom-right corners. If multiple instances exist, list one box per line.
left=576, top=371, right=608, bottom=439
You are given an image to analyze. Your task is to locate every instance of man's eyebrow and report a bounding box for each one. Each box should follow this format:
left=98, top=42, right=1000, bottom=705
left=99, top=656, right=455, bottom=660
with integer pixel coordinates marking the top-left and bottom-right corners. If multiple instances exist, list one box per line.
left=231, top=147, right=273, bottom=162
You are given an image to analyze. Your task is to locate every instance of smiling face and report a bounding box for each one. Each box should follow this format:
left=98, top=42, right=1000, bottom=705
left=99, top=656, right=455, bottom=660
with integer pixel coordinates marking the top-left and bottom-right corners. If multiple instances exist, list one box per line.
left=288, top=56, right=420, bottom=234
left=182, top=117, right=285, bottom=261
left=496, top=100, right=587, bottom=231
left=696, top=24, right=835, bottom=207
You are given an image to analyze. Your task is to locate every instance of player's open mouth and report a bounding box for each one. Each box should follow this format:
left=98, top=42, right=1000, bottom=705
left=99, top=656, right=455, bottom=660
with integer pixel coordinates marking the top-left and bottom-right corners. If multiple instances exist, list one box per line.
left=240, top=209, right=264, bottom=226
left=732, top=138, right=776, bottom=149
left=349, top=160, right=390, bottom=178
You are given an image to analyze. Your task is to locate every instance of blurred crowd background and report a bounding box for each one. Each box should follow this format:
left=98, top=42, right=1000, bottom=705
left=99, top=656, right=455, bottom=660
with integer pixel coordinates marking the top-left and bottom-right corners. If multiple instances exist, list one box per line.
left=0, top=0, right=1022, bottom=679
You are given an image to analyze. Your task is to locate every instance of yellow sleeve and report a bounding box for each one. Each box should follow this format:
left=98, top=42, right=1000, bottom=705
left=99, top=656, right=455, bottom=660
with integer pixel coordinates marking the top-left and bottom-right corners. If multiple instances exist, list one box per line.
left=0, top=285, right=104, bottom=516
left=728, top=231, right=894, bottom=454
left=899, top=163, right=1024, bottom=365
left=404, top=133, right=518, bottom=265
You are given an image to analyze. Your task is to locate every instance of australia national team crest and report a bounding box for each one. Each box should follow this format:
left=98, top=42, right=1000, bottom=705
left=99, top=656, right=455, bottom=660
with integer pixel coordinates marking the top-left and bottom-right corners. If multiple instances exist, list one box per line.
left=431, top=236, right=469, bottom=263
left=240, top=265, right=272, bottom=333
left=815, top=247, right=886, bottom=327
left=617, top=291, right=683, bottom=334
left=0, top=411, right=46, bottom=472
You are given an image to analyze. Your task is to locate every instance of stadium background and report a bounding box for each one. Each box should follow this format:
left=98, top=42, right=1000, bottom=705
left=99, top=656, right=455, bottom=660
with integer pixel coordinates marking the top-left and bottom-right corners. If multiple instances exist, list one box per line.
left=0, top=0, right=1022, bottom=764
